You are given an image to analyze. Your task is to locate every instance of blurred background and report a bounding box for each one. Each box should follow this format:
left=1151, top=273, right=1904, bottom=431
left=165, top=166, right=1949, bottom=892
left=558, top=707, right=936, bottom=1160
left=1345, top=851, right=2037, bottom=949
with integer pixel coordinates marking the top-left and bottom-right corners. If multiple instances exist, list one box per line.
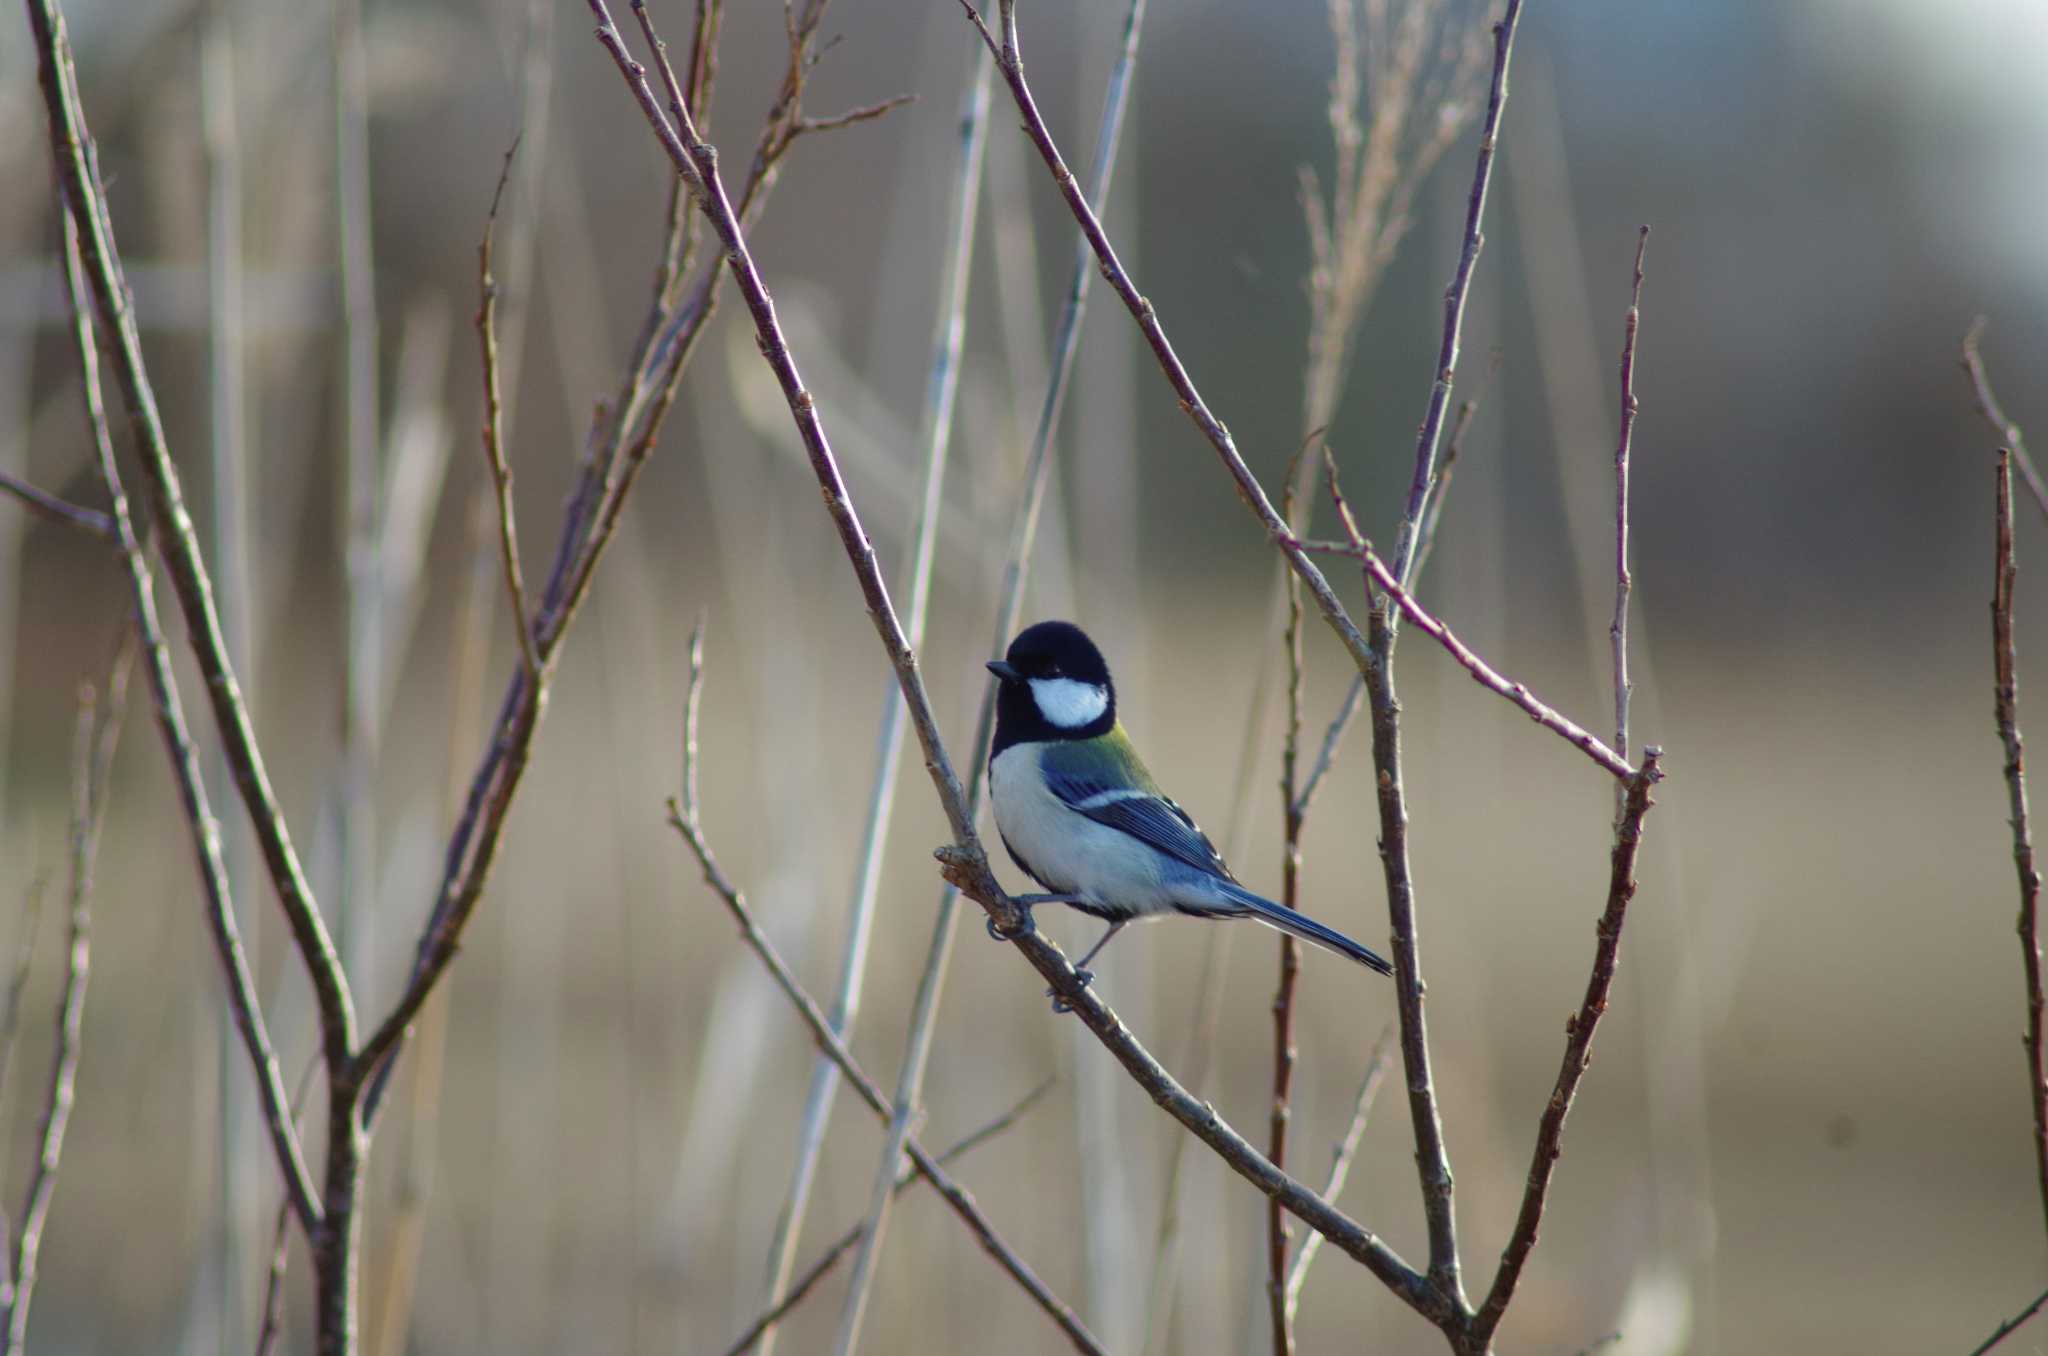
left=3, top=0, right=2047, bottom=1352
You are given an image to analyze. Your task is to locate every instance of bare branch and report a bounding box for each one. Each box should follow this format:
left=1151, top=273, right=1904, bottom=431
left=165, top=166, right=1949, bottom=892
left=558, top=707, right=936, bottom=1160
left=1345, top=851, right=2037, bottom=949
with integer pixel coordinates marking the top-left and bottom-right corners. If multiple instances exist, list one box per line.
left=1964, top=320, right=2048, bottom=525
left=1, top=657, right=127, bottom=1354
left=0, top=469, right=111, bottom=540
left=1386, top=0, right=1524, bottom=596
left=476, top=140, right=541, bottom=680
left=26, top=0, right=357, bottom=1072
left=1969, top=1285, right=2048, bottom=1356
left=1612, top=228, right=1648, bottom=780
left=1992, top=449, right=2048, bottom=1244
left=798, top=92, right=916, bottom=136
left=55, top=200, right=322, bottom=1232
left=1471, top=751, right=1664, bottom=1344
left=1297, top=507, right=1639, bottom=782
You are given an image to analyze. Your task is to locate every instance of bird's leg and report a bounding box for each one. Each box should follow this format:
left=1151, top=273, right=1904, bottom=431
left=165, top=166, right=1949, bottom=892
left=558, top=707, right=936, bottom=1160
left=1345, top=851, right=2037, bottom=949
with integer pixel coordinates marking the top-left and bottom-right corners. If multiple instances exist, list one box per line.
left=984, top=893, right=1085, bottom=941
left=1048, top=919, right=1127, bottom=1013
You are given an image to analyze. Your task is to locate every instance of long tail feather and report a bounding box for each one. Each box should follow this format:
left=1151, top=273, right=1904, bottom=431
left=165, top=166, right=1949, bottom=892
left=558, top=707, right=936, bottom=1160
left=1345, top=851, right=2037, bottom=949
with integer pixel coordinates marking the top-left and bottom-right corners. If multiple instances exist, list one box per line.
left=1214, top=882, right=1393, bottom=975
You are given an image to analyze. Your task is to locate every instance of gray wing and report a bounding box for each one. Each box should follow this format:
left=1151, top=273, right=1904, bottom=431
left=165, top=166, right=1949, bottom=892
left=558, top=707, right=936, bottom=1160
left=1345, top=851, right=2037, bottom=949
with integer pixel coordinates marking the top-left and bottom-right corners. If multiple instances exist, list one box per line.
left=1041, top=766, right=1232, bottom=881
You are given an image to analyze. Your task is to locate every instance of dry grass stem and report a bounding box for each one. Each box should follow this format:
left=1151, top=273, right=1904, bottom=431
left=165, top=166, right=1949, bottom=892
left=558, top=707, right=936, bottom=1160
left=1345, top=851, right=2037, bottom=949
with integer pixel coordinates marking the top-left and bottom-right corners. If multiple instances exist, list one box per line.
left=1283, top=1024, right=1397, bottom=1319
left=1965, top=320, right=2048, bottom=524
left=721, top=1079, right=1056, bottom=1356
left=762, top=54, right=989, bottom=1356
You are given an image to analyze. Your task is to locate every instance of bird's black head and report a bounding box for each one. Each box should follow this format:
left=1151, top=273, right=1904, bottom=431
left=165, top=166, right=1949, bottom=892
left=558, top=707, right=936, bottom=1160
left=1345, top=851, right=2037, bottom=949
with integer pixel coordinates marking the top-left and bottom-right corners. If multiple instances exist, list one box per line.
left=986, top=620, right=1117, bottom=757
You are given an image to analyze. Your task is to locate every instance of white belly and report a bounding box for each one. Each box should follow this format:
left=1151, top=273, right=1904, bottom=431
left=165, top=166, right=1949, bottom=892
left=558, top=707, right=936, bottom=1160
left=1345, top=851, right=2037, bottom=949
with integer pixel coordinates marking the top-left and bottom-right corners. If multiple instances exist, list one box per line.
left=988, top=743, right=1179, bottom=917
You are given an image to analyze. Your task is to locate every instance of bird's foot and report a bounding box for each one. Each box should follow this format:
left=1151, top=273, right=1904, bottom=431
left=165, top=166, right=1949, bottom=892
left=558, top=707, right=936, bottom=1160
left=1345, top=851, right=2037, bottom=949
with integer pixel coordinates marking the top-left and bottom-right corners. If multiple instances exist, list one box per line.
left=985, top=907, right=1036, bottom=943
left=1046, top=968, right=1095, bottom=1014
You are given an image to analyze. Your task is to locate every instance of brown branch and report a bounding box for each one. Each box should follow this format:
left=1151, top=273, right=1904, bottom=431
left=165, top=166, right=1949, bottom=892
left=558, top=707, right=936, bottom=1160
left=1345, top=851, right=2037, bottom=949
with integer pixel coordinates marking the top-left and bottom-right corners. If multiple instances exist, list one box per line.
left=1, top=657, right=128, bottom=1354
left=476, top=140, right=540, bottom=680
left=798, top=92, right=916, bottom=136
left=1965, top=320, right=2048, bottom=525
left=0, top=469, right=111, bottom=540
left=1301, top=503, right=1639, bottom=782
left=1470, top=751, right=1663, bottom=1346
left=1993, top=448, right=2048, bottom=1244
left=719, top=1078, right=1057, bottom=1356
left=1611, top=228, right=1648, bottom=777
left=1268, top=441, right=1314, bottom=1356
left=27, top=0, right=357, bottom=1074
left=358, top=0, right=874, bottom=1120
left=1969, top=1285, right=2048, bottom=1356
left=55, top=200, right=322, bottom=1232
left=1387, top=0, right=1522, bottom=595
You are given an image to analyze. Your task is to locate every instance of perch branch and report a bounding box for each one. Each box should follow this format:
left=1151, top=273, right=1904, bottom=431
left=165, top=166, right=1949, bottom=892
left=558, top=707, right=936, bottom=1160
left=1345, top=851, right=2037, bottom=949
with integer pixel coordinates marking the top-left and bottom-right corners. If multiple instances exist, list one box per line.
left=597, top=0, right=1450, bottom=1332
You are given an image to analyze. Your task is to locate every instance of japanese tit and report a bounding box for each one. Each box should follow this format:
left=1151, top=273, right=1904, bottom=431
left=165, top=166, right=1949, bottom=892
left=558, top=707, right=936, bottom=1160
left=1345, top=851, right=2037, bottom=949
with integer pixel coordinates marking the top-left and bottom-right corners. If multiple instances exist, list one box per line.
left=985, top=620, right=1393, bottom=989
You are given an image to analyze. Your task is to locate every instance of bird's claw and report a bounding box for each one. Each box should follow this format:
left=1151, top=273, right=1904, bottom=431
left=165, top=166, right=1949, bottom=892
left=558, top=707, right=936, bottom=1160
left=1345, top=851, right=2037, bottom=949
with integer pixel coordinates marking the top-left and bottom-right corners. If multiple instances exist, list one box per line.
left=986, top=908, right=1036, bottom=943
left=1045, top=968, right=1095, bottom=1014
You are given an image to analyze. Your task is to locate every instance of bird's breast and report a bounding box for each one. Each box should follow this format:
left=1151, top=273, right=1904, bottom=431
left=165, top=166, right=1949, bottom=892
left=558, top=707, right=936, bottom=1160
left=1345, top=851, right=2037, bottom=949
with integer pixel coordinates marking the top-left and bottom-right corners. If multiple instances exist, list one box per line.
left=988, top=743, right=1175, bottom=918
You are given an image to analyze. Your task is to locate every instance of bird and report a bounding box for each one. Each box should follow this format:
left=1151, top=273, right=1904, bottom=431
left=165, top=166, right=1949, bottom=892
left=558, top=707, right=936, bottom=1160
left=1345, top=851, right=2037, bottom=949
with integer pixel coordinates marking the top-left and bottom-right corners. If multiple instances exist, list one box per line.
left=984, top=619, right=1393, bottom=999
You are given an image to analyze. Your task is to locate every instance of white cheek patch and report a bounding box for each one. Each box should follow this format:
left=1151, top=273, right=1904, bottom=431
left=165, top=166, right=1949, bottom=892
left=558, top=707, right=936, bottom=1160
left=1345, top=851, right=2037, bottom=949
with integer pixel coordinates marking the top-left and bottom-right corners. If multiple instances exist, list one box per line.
left=1029, top=677, right=1109, bottom=728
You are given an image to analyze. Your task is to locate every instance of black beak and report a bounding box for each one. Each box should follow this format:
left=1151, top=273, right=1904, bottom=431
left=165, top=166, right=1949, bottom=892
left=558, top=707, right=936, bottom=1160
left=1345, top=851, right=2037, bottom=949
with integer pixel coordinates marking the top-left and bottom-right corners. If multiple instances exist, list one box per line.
left=986, top=660, right=1022, bottom=683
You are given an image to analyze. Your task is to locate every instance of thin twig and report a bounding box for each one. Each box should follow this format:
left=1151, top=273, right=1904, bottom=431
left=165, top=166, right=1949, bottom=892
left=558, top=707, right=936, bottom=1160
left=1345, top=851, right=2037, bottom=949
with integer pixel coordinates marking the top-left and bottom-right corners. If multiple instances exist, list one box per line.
left=1965, top=320, right=2048, bottom=525
left=1300, top=498, right=1638, bottom=783
left=253, top=1057, right=321, bottom=1356
left=477, top=139, right=540, bottom=679
left=1993, top=449, right=2048, bottom=1244
left=761, top=54, right=988, bottom=1356
left=0, top=469, right=110, bottom=539
left=1386, top=0, right=1523, bottom=596
left=359, top=0, right=882, bottom=1122
left=721, top=1079, right=1057, bottom=1356
left=798, top=92, right=917, bottom=136
left=1612, top=227, right=1648, bottom=783
left=0, top=879, right=48, bottom=1113
left=53, top=199, right=322, bottom=1232
left=1470, top=751, right=1663, bottom=1345
left=1, top=657, right=127, bottom=1355
left=1968, top=1285, right=2048, bottom=1356
left=1283, top=1023, right=1396, bottom=1319
left=1268, top=436, right=1316, bottom=1356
